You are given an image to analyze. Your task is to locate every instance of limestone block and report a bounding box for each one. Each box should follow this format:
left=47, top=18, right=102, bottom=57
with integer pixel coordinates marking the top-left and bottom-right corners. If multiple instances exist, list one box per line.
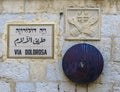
left=3, top=0, right=24, bottom=13
left=0, top=61, right=29, bottom=81
left=109, top=1, right=117, bottom=14
left=101, top=15, right=120, bottom=37
left=36, top=82, right=58, bottom=92
left=117, top=1, right=120, bottom=11
left=100, top=62, right=114, bottom=83
left=77, top=85, right=87, bottom=92
left=25, top=0, right=54, bottom=13
left=85, top=0, right=97, bottom=7
left=111, top=62, right=120, bottom=83
left=113, top=38, right=120, bottom=61
left=46, top=64, right=58, bottom=81
left=0, top=1, right=3, bottom=13
left=59, top=82, right=75, bottom=92
left=101, top=0, right=111, bottom=14
left=46, top=61, right=69, bottom=81
left=113, top=84, right=120, bottom=92
left=92, top=0, right=117, bottom=14
left=0, top=39, right=4, bottom=57
left=0, top=81, right=11, bottom=92
left=90, top=38, right=111, bottom=62
left=30, top=62, right=46, bottom=81
left=40, top=13, right=59, bottom=22
left=0, top=14, right=21, bottom=33
left=23, top=14, right=36, bottom=21
left=16, top=82, right=35, bottom=92
left=88, top=83, right=113, bottom=92
left=54, top=0, right=81, bottom=12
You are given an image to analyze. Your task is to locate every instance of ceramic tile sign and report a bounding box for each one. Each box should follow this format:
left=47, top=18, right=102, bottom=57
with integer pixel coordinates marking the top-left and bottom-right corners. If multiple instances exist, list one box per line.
left=65, top=8, right=101, bottom=40
left=7, top=24, right=54, bottom=59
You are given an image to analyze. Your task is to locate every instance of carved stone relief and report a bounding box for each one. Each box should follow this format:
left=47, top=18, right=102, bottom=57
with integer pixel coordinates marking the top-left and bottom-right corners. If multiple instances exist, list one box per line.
left=65, top=8, right=101, bottom=40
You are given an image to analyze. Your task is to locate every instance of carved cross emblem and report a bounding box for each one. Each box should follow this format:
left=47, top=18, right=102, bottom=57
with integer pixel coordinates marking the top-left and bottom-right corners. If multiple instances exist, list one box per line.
left=77, top=11, right=89, bottom=23
left=66, top=8, right=100, bottom=40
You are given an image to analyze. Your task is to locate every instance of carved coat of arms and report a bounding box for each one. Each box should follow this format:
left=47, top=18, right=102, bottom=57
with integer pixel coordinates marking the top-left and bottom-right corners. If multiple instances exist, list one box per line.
left=65, top=8, right=100, bottom=40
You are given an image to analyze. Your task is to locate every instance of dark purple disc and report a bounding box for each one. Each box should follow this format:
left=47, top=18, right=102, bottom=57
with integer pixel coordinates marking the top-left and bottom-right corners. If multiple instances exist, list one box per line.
left=62, top=43, right=104, bottom=84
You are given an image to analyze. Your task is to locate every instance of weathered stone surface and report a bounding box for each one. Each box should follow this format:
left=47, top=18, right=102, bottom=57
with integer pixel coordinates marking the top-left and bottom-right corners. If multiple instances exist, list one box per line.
left=113, top=38, right=120, bottom=61
left=85, top=0, right=96, bottom=7
left=0, top=61, right=29, bottom=81
left=0, top=1, right=3, bottom=13
left=59, top=82, right=75, bottom=92
left=113, top=84, right=120, bottom=92
left=46, top=61, right=69, bottom=81
left=3, top=0, right=24, bottom=13
left=56, top=61, right=70, bottom=81
left=77, top=85, right=87, bottom=92
left=101, top=15, right=120, bottom=37
left=46, top=64, right=58, bottom=81
left=0, top=39, right=4, bottom=57
left=88, top=83, right=113, bottom=92
left=99, top=62, right=114, bottom=83
left=0, top=81, right=11, bottom=92
left=0, top=14, right=19, bottom=33
left=36, top=82, right=58, bottom=92
left=107, top=1, right=117, bottom=14
left=117, top=1, right=120, bottom=11
left=25, top=0, right=119, bottom=14
left=25, top=0, right=55, bottom=13
left=23, top=14, right=35, bottom=21
left=16, top=82, right=35, bottom=92
left=54, top=0, right=81, bottom=12
left=30, top=62, right=46, bottom=81
left=111, top=62, right=120, bottom=83
left=91, top=38, right=111, bottom=62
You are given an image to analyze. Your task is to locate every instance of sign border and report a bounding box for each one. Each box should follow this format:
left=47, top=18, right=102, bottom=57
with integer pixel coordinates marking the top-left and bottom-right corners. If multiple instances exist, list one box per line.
left=7, top=23, right=54, bottom=59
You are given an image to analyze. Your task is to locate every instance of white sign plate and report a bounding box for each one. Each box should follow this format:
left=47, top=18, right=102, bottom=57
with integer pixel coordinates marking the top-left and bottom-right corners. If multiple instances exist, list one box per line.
left=7, top=24, right=54, bottom=59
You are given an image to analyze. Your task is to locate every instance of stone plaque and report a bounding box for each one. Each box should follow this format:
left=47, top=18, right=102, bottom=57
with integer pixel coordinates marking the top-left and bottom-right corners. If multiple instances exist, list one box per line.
left=65, top=8, right=101, bottom=40
left=7, top=24, right=54, bottom=59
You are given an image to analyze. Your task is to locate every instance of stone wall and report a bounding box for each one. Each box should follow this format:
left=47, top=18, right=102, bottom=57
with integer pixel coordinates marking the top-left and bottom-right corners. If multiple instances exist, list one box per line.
left=0, top=0, right=120, bottom=92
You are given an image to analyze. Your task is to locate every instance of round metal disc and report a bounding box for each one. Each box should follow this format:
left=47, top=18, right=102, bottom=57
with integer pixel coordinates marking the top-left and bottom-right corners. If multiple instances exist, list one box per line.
left=62, top=43, right=104, bottom=84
